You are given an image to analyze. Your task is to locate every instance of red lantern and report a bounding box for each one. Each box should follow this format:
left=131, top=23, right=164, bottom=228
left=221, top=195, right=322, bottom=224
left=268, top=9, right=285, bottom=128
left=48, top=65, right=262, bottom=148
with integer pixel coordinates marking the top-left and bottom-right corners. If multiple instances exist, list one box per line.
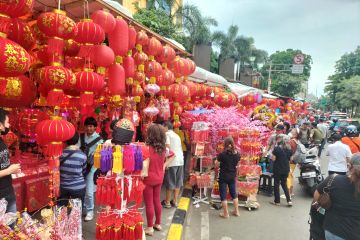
left=167, top=83, right=189, bottom=104
left=0, top=75, right=36, bottom=108
left=136, top=30, right=149, bottom=47
left=31, top=23, right=48, bottom=45
left=37, top=10, right=78, bottom=54
left=108, top=17, right=129, bottom=57
left=64, top=56, right=85, bottom=71
left=74, top=19, right=105, bottom=57
left=76, top=70, right=104, bottom=106
left=194, top=83, right=206, bottom=98
left=90, top=44, right=115, bottom=74
left=158, top=68, right=175, bottom=87
left=169, top=57, right=185, bottom=78
left=128, top=26, right=137, bottom=50
left=0, top=36, right=31, bottom=77
left=134, top=71, right=146, bottom=85
left=91, top=9, right=116, bottom=33
left=36, top=116, right=75, bottom=156
left=64, top=39, right=80, bottom=56
left=144, top=37, right=162, bottom=57
left=145, top=60, right=162, bottom=82
left=40, top=65, right=75, bottom=106
left=132, top=84, right=143, bottom=103
left=134, top=51, right=148, bottom=66
left=108, top=63, right=125, bottom=102
left=8, top=18, right=35, bottom=51
left=183, top=80, right=196, bottom=97
left=157, top=45, right=176, bottom=64
left=0, top=0, right=34, bottom=18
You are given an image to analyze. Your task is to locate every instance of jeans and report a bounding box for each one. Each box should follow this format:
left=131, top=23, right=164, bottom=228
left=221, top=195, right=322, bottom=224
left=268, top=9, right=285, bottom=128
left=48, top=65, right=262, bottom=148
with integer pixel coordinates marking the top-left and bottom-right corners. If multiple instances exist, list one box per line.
left=318, top=139, right=326, bottom=157
left=219, top=179, right=237, bottom=201
left=325, top=230, right=345, bottom=240
left=84, top=166, right=97, bottom=212
left=143, top=184, right=162, bottom=228
left=4, top=192, right=16, bottom=214
left=59, top=187, right=86, bottom=207
left=274, top=173, right=291, bottom=203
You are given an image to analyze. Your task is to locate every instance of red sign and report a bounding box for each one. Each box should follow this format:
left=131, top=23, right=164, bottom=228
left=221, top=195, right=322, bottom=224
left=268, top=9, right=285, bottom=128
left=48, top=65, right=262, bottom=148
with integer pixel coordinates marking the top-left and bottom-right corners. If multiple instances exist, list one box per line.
left=293, top=54, right=305, bottom=64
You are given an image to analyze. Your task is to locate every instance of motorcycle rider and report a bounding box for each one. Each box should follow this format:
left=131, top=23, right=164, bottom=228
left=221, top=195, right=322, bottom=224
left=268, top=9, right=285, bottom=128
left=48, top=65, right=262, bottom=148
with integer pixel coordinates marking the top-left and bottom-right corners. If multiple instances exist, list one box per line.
left=341, top=125, right=360, bottom=154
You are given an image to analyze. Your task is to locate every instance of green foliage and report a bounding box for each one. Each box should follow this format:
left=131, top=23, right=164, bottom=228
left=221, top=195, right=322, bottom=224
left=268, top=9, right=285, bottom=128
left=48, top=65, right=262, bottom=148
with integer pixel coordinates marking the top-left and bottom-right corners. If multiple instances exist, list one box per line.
left=212, top=25, right=239, bottom=60
left=271, top=72, right=307, bottom=98
left=335, top=76, right=360, bottom=110
left=210, top=50, right=219, bottom=74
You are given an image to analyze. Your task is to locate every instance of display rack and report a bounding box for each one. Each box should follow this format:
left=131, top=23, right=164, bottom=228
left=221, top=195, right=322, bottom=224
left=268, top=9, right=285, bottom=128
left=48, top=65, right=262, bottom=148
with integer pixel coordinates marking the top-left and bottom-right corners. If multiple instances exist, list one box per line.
left=192, top=155, right=210, bottom=205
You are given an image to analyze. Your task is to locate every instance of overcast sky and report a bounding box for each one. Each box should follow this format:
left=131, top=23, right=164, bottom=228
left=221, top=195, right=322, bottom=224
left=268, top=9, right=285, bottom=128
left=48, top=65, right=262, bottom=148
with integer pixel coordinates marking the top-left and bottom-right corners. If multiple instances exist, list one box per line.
left=186, top=0, right=360, bottom=96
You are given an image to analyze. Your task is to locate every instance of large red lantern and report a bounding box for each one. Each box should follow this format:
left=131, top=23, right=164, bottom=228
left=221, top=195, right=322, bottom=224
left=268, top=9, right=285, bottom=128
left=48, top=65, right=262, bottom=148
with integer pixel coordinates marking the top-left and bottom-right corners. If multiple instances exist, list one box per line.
left=144, top=37, right=162, bottom=58
left=167, top=83, right=189, bottom=104
left=0, top=36, right=31, bottom=77
left=8, top=18, right=35, bottom=51
left=157, top=45, right=176, bottom=64
left=0, top=75, right=36, bottom=108
left=136, top=30, right=149, bottom=48
left=0, top=0, right=34, bottom=18
left=37, top=9, right=78, bottom=54
left=128, top=26, right=137, bottom=50
left=76, top=70, right=104, bottom=106
left=36, top=116, right=75, bottom=156
left=91, top=9, right=116, bottom=33
left=108, top=17, right=129, bottom=57
left=169, top=57, right=185, bottom=78
left=134, top=51, right=148, bottom=66
left=158, top=68, right=175, bottom=87
left=74, top=19, right=105, bottom=57
left=108, top=63, right=125, bottom=102
left=90, top=44, right=115, bottom=74
left=31, top=23, right=48, bottom=45
left=124, top=54, right=135, bottom=84
left=40, top=65, right=75, bottom=106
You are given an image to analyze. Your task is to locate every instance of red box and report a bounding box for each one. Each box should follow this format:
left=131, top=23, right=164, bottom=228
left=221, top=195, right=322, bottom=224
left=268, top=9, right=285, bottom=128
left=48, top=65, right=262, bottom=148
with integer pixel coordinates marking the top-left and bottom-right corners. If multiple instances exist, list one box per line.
left=13, top=182, right=24, bottom=211
left=25, top=177, right=50, bottom=212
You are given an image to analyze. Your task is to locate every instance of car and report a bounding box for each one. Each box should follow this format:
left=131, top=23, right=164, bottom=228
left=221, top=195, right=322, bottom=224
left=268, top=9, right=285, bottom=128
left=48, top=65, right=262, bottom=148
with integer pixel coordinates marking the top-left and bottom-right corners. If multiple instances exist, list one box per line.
left=333, top=119, right=360, bottom=135
left=329, top=112, right=348, bottom=121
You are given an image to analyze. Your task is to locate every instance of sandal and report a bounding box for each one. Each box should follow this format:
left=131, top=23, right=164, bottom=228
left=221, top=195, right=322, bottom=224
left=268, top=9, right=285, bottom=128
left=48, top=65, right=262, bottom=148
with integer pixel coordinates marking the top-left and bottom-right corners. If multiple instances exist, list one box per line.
left=219, top=212, right=230, bottom=218
left=269, top=201, right=280, bottom=206
left=144, top=228, right=154, bottom=236
left=153, top=224, right=162, bottom=231
left=231, top=210, right=240, bottom=217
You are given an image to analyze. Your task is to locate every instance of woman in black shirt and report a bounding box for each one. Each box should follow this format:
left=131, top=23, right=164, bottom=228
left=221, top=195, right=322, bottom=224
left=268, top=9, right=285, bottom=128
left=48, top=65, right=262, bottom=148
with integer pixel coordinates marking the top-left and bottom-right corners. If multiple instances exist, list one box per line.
left=271, top=134, right=292, bottom=206
left=313, top=153, right=360, bottom=240
left=216, top=137, right=240, bottom=218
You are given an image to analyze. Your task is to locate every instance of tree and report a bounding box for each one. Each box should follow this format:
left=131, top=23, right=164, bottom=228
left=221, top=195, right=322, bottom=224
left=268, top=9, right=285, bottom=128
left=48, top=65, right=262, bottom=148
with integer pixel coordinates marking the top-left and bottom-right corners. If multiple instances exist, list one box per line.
left=212, top=25, right=239, bottom=60
left=270, top=72, right=307, bottom=98
left=210, top=50, right=219, bottom=74
left=335, top=76, right=360, bottom=116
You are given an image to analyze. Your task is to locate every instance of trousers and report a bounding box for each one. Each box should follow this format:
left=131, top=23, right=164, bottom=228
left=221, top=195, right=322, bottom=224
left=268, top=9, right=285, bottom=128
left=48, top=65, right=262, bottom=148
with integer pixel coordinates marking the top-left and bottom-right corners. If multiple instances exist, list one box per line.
left=274, top=173, right=291, bottom=203
left=143, top=184, right=162, bottom=228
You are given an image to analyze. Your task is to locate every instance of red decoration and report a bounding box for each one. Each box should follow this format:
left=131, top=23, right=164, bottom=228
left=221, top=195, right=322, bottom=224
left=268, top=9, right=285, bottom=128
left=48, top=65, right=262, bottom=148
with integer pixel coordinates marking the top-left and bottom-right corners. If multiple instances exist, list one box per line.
left=90, top=44, right=115, bottom=74
left=64, top=39, right=80, bottom=56
left=134, top=51, right=148, bottom=65
left=108, top=17, right=129, bottom=57
left=91, top=9, right=116, bottom=33
left=75, top=19, right=105, bottom=57
left=158, top=68, right=175, bottom=87
left=36, top=116, right=75, bottom=156
left=134, top=71, right=145, bottom=85
left=215, top=92, right=237, bottom=108
left=144, top=37, right=162, bottom=57
left=0, top=0, right=34, bottom=18
left=124, top=55, right=135, bottom=79
left=31, top=23, right=48, bottom=45
left=195, top=83, right=206, bottom=98
left=136, top=30, right=149, bottom=47
left=108, top=63, right=125, bottom=102
left=167, top=83, right=189, bottom=103
left=0, top=36, right=31, bottom=77
left=157, top=45, right=176, bottom=64
left=64, top=56, right=85, bottom=70
left=183, top=80, right=196, bottom=97
left=145, top=60, right=162, bottom=81
left=37, top=9, right=78, bottom=54
left=128, top=26, right=137, bottom=50
left=132, top=84, right=143, bottom=103
left=169, top=57, right=185, bottom=78
left=76, top=70, right=104, bottom=106
left=8, top=18, right=35, bottom=51
left=0, top=75, right=36, bottom=108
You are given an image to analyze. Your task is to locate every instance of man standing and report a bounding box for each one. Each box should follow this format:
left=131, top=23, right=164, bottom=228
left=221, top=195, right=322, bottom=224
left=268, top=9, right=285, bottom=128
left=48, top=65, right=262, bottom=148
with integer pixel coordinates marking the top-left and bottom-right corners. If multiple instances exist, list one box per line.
left=326, top=134, right=352, bottom=175
left=162, top=121, right=183, bottom=208
left=0, top=108, right=21, bottom=213
left=317, top=118, right=328, bottom=157
left=264, top=124, right=285, bottom=157
left=81, top=117, right=103, bottom=221
left=310, top=122, right=323, bottom=145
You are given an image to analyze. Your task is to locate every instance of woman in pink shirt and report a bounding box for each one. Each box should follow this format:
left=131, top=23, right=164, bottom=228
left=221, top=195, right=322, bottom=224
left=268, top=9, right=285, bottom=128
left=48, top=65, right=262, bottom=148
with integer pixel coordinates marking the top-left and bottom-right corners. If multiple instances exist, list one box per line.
left=143, top=124, right=173, bottom=236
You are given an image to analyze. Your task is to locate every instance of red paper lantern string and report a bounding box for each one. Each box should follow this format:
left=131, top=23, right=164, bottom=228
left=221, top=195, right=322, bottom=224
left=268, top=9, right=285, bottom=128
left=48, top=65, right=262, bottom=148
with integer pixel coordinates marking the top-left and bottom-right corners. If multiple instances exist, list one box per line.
left=75, top=19, right=105, bottom=58
left=91, top=9, right=116, bottom=33
left=76, top=70, right=104, bottom=106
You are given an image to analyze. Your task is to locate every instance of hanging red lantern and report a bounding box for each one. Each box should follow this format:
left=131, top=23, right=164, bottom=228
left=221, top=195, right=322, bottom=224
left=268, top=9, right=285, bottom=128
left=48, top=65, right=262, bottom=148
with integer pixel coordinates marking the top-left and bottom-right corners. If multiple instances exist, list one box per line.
left=173, top=103, right=183, bottom=116
left=167, top=83, right=189, bottom=104
left=37, top=9, right=78, bottom=54
left=64, top=39, right=80, bottom=56
left=40, top=65, right=75, bottom=106
left=194, top=83, right=206, bottom=99
left=144, top=37, right=162, bottom=58
left=76, top=70, right=104, bottom=106
left=134, top=51, right=148, bottom=66
left=128, top=26, right=137, bottom=50
left=145, top=60, right=162, bottom=83
left=157, top=45, right=176, bottom=64
left=0, top=0, right=34, bottom=18
left=64, top=56, right=85, bottom=71
left=90, top=44, right=115, bottom=75
left=91, top=9, right=116, bottom=33
left=183, top=80, right=196, bottom=98
left=132, top=84, right=143, bottom=103
left=136, top=30, right=149, bottom=48
left=0, top=75, right=36, bottom=108
left=124, top=54, right=135, bottom=85
left=158, top=68, right=175, bottom=87
left=108, top=17, right=128, bottom=57
left=74, top=19, right=105, bottom=57
left=134, top=71, right=146, bottom=85
left=214, top=92, right=231, bottom=108
left=31, top=23, right=48, bottom=45
left=108, top=63, right=125, bottom=102
left=36, top=116, right=75, bottom=156
left=8, top=18, right=35, bottom=51
left=0, top=36, right=31, bottom=77
left=169, top=57, right=185, bottom=78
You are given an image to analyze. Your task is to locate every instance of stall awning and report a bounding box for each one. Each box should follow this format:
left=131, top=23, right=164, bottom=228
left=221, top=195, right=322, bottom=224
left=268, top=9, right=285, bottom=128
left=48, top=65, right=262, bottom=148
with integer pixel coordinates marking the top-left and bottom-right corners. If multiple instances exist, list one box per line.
left=226, top=82, right=262, bottom=98
left=262, top=93, right=278, bottom=99
left=33, top=0, right=190, bottom=56
left=188, top=67, right=228, bottom=86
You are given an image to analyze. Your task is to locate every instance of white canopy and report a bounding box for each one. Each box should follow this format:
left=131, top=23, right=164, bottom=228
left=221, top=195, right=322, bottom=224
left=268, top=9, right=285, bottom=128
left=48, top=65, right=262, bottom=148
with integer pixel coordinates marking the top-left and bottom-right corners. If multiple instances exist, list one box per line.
left=226, top=82, right=262, bottom=98
left=188, top=67, right=228, bottom=86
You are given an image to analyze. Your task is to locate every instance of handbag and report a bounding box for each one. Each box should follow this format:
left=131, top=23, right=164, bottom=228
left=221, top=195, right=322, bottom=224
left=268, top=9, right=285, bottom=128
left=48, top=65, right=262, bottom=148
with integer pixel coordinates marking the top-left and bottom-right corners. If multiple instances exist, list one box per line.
left=317, top=174, right=336, bottom=210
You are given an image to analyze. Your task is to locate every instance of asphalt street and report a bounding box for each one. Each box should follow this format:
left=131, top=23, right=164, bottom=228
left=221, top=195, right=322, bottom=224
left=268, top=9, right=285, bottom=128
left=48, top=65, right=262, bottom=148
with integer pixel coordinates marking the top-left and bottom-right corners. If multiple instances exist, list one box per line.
left=183, top=154, right=330, bottom=240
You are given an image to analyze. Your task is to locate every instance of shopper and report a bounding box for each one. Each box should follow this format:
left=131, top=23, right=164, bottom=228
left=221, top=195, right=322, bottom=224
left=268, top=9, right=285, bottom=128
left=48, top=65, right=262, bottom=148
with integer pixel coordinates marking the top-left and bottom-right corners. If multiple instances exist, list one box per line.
left=341, top=125, right=360, bottom=154
left=81, top=117, right=103, bottom=221
left=0, top=108, right=20, bottom=214
left=317, top=118, right=328, bottom=157
left=271, top=134, right=292, bottom=206
left=143, top=124, right=173, bottom=236
left=287, top=128, right=303, bottom=197
left=162, top=122, right=184, bottom=208
left=313, top=153, right=360, bottom=240
left=326, top=134, right=352, bottom=175
left=264, top=124, right=285, bottom=157
left=215, top=137, right=240, bottom=218
left=299, top=122, right=311, bottom=147
left=59, top=132, right=87, bottom=207
left=310, top=122, right=323, bottom=145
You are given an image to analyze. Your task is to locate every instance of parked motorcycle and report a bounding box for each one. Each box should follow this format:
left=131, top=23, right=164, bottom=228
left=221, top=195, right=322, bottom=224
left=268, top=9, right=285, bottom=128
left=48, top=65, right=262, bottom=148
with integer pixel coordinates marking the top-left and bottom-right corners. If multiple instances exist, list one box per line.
left=298, top=145, right=324, bottom=195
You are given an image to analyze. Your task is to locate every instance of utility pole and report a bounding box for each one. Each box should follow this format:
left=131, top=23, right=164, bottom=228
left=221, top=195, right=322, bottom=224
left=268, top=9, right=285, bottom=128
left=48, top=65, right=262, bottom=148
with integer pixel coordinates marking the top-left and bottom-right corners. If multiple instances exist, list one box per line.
left=267, top=61, right=272, bottom=92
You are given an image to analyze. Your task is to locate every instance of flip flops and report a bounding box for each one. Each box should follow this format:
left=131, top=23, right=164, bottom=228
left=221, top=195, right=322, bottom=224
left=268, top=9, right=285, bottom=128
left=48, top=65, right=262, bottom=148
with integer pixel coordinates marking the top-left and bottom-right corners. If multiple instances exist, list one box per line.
left=219, top=212, right=230, bottom=218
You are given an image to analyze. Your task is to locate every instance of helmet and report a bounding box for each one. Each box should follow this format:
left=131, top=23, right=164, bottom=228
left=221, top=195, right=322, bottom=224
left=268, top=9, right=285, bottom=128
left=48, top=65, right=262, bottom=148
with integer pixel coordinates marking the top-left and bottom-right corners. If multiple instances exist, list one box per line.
left=346, top=125, right=358, bottom=137
left=309, top=116, right=315, bottom=122
left=332, top=118, right=338, bottom=123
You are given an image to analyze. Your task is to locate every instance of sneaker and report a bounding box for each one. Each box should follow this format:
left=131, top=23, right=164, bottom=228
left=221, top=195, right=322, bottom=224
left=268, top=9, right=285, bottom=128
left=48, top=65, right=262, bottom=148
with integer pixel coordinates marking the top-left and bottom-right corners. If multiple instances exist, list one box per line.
left=84, top=211, right=94, bottom=221
left=170, top=200, right=177, bottom=208
left=161, top=200, right=172, bottom=209
left=280, top=194, right=286, bottom=199
left=287, top=201, right=293, bottom=207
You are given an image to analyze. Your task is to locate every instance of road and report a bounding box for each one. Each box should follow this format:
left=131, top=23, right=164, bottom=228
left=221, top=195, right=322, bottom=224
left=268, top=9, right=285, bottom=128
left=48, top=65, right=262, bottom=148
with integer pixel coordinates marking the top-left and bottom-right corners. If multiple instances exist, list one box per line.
left=183, top=154, right=330, bottom=240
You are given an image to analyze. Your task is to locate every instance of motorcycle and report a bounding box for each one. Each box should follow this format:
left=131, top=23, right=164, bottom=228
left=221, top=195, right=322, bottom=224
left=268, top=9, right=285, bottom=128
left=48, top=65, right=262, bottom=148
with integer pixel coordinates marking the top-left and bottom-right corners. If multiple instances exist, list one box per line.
left=298, top=144, right=324, bottom=195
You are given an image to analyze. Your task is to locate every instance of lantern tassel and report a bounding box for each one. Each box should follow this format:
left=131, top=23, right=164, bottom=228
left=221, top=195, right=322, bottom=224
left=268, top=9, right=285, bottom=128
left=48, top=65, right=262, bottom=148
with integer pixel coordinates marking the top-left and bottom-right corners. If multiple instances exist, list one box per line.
left=47, top=37, right=65, bottom=54
left=78, top=44, right=94, bottom=58
left=47, top=89, right=65, bottom=106
left=44, top=142, right=64, bottom=157
left=80, top=91, right=94, bottom=106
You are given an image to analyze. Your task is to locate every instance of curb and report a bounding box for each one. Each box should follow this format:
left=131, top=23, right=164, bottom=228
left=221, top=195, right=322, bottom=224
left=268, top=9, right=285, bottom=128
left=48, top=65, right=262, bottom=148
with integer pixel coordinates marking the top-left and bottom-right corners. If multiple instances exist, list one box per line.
left=166, top=188, right=192, bottom=240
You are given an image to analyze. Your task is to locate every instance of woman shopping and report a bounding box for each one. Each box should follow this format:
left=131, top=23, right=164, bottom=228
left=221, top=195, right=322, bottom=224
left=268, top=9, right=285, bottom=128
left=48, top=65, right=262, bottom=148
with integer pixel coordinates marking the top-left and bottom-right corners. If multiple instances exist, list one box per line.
left=216, top=137, right=240, bottom=218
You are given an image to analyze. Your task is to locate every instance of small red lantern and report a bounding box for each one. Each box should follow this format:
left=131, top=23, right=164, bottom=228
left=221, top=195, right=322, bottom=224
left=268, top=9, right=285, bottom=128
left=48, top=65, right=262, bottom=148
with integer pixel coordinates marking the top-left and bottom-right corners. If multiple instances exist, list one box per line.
left=145, top=60, right=162, bottom=83
left=144, top=37, right=162, bottom=57
left=0, top=36, right=31, bottom=77
left=37, top=9, right=78, bottom=54
left=134, top=71, right=146, bottom=85
left=134, top=51, right=148, bottom=65
left=195, top=83, right=206, bottom=99
left=169, top=57, right=185, bottom=78
left=128, top=26, right=137, bottom=50
left=31, top=23, right=48, bottom=45
left=183, top=80, right=196, bottom=97
left=136, top=30, right=149, bottom=47
left=91, top=9, right=116, bottom=33
left=158, top=68, right=175, bottom=87
left=75, top=19, right=105, bottom=57
left=0, top=75, right=36, bottom=108
left=108, top=63, right=125, bottom=102
left=132, top=84, right=144, bottom=103
left=167, top=83, right=189, bottom=104
left=76, top=70, right=104, bottom=106
left=36, top=116, right=75, bottom=156
left=90, top=44, right=115, bottom=74
left=108, top=17, right=129, bottom=57
left=8, top=18, right=35, bottom=51
left=157, top=45, right=176, bottom=64
left=124, top=54, right=135, bottom=84
left=64, top=56, right=85, bottom=70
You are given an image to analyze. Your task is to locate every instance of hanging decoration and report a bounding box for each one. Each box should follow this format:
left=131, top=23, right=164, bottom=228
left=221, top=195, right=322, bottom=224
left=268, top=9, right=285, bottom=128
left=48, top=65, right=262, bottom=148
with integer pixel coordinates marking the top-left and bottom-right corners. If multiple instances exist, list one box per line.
left=76, top=69, right=104, bottom=106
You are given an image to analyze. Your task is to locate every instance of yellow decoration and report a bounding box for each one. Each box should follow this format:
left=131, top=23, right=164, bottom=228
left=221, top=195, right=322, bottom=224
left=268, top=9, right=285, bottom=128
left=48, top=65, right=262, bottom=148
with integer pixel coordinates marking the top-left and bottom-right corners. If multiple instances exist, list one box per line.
left=112, top=145, right=123, bottom=174
left=93, top=144, right=102, bottom=169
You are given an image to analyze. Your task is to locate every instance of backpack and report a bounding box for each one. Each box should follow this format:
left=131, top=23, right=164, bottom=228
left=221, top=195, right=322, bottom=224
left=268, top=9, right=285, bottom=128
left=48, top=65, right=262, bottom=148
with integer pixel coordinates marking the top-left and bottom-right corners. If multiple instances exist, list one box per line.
left=80, top=133, right=102, bottom=176
left=292, top=139, right=306, bottom=164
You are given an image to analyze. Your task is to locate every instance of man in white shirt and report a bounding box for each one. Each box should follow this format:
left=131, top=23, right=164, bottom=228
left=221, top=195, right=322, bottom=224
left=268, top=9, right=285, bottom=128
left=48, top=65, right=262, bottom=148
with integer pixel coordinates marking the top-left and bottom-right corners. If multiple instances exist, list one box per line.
left=317, top=118, right=328, bottom=157
left=162, top=121, right=184, bottom=208
left=326, top=134, right=352, bottom=175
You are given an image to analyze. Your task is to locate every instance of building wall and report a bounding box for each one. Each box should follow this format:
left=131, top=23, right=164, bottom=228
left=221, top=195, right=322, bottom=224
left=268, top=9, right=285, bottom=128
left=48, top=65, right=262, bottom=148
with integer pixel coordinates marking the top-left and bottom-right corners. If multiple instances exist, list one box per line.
left=219, top=58, right=235, bottom=81
left=193, top=44, right=211, bottom=71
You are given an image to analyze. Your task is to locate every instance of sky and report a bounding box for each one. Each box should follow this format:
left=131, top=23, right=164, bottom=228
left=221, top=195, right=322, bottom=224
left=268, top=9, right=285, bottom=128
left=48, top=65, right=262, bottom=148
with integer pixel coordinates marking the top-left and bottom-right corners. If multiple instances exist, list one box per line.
left=186, top=0, right=360, bottom=96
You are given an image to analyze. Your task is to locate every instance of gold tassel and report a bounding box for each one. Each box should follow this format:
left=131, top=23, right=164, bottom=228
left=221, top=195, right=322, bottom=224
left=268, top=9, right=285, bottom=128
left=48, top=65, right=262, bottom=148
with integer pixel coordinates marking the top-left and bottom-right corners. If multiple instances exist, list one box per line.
left=112, top=145, right=123, bottom=174
left=93, top=144, right=103, bottom=169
